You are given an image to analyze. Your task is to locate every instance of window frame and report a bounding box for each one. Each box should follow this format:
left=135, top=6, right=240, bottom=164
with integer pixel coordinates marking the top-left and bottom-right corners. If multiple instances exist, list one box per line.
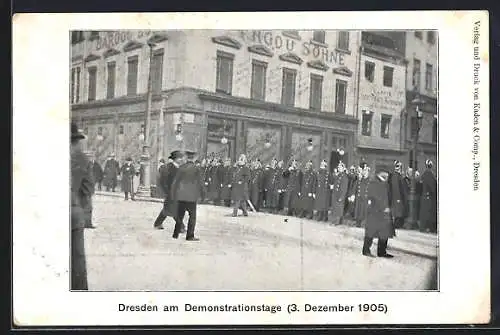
left=334, top=79, right=347, bottom=114
left=383, top=65, right=394, bottom=88
left=309, top=73, right=323, bottom=111
left=361, top=111, right=373, bottom=136
left=281, top=67, right=297, bottom=107
left=87, top=66, right=97, bottom=102
left=215, top=50, right=235, bottom=95
left=106, top=61, right=116, bottom=99
left=312, top=30, right=326, bottom=44
left=126, top=55, right=139, bottom=97
left=380, top=114, right=392, bottom=139
left=336, top=31, right=350, bottom=51
left=364, top=61, right=375, bottom=82
left=425, top=63, right=433, bottom=91
left=151, top=49, right=165, bottom=95
left=250, top=59, right=267, bottom=101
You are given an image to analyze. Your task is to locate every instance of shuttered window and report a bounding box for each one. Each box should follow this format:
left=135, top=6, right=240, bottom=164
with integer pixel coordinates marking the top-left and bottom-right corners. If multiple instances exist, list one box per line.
left=309, top=74, right=323, bottom=111
left=334, top=79, right=347, bottom=114
left=87, top=66, right=97, bottom=101
left=106, top=61, right=116, bottom=99
left=337, top=31, right=349, bottom=50
left=151, top=49, right=164, bottom=94
left=251, top=60, right=267, bottom=101
left=216, top=51, right=234, bottom=94
left=127, top=56, right=139, bottom=96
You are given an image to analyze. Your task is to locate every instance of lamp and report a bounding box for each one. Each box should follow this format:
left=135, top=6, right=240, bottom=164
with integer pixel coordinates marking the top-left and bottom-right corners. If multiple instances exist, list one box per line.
left=337, top=148, right=345, bottom=156
left=175, top=123, right=183, bottom=142
left=176, top=133, right=184, bottom=142
left=306, top=138, right=314, bottom=152
left=221, top=120, right=228, bottom=144
left=264, top=133, right=271, bottom=149
left=221, top=136, right=228, bottom=145
left=138, top=132, right=145, bottom=142
left=96, top=134, right=104, bottom=141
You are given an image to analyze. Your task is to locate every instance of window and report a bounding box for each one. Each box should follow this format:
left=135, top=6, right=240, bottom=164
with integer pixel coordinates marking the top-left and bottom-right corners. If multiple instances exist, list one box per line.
left=251, top=60, right=267, bottom=101
left=383, top=66, right=394, bottom=87
left=87, top=66, right=97, bottom=101
left=432, top=118, right=438, bottom=143
left=337, top=31, right=349, bottom=50
left=309, top=74, right=323, bottom=111
left=425, top=63, right=433, bottom=90
left=70, top=67, right=81, bottom=103
left=427, top=31, right=436, bottom=44
left=281, top=68, right=296, bottom=107
left=71, top=31, right=84, bottom=44
left=364, top=61, right=375, bottom=82
left=106, top=61, right=116, bottom=99
left=380, top=114, right=392, bottom=138
left=89, top=31, right=100, bottom=40
left=151, top=49, right=164, bottom=94
left=312, top=30, right=326, bottom=44
left=127, top=56, right=139, bottom=96
left=412, top=58, right=421, bottom=90
left=119, top=125, right=124, bottom=135
left=414, top=31, right=422, bottom=39
left=410, top=116, right=418, bottom=138
left=361, top=111, right=373, bottom=136
left=334, top=79, right=347, bottom=114
left=97, top=127, right=103, bottom=136
left=216, top=51, right=234, bottom=94
left=70, top=68, right=76, bottom=104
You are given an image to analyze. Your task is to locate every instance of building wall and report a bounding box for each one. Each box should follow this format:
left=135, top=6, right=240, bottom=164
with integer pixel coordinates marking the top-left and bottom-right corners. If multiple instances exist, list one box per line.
left=357, top=54, right=406, bottom=151
left=405, top=31, right=438, bottom=99
left=181, top=30, right=361, bottom=115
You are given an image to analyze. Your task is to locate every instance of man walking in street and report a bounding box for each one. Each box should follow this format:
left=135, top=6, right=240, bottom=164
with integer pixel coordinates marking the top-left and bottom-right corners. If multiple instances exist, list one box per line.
left=103, top=153, right=120, bottom=192
left=387, top=160, right=408, bottom=229
left=120, top=157, right=136, bottom=201
left=70, top=123, right=91, bottom=290
left=419, top=159, right=437, bottom=233
left=231, top=154, right=251, bottom=217
left=88, top=155, right=103, bottom=191
left=330, top=162, right=349, bottom=226
left=170, top=151, right=202, bottom=241
left=153, top=151, right=185, bottom=232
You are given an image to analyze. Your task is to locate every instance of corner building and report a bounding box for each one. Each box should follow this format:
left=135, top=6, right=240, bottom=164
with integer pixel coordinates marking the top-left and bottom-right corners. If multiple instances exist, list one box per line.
left=71, top=30, right=361, bottom=176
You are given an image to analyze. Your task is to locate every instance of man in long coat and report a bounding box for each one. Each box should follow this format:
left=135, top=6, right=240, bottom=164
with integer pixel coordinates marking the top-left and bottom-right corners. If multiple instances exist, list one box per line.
left=250, top=160, right=264, bottom=212
left=330, top=162, right=349, bottom=226
left=315, top=160, right=331, bottom=222
left=199, top=159, right=210, bottom=203
left=263, top=159, right=278, bottom=210
left=353, top=164, right=370, bottom=228
left=170, top=151, right=201, bottom=241
left=70, top=123, right=90, bottom=290
left=120, top=157, right=136, bottom=200
left=208, top=159, right=223, bottom=205
left=231, top=154, right=251, bottom=217
left=419, top=160, right=437, bottom=233
left=103, top=153, right=120, bottom=192
left=153, top=151, right=185, bottom=232
left=82, top=154, right=96, bottom=229
left=362, top=170, right=396, bottom=258
left=387, top=160, right=408, bottom=229
left=283, top=159, right=302, bottom=216
left=156, top=159, right=166, bottom=198
left=345, top=165, right=358, bottom=220
left=299, top=160, right=317, bottom=219
left=273, top=160, right=286, bottom=213
left=220, top=158, right=233, bottom=207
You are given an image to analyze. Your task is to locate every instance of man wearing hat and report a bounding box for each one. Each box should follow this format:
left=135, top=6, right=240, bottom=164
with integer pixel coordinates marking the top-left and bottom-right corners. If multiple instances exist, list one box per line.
left=353, top=164, right=371, bottom=228
left=299, top=160, right=316, bottom=219
left=231, top=154, right=251, bottom=217
left=103, top=153, right=120, bottom=192
left=87, top=154, right=103, bottom=192
left=170, top=150, right=201, bottom=240
left=70, top=123, right=91, bottom=290
left=387, top=160, right=408, bottom=229
left=120, top=157, right=136, bottom=201
left=419, top=159, right=437, bottom=233
left=315, top=159, right=331, bottom=222
left=283, top=159, right=302, bottom=217
left=330, top=162, right=349, bottom=226
left=153, top=150, right=185, bottom=232
left=156, top=158, right=166, bottom=198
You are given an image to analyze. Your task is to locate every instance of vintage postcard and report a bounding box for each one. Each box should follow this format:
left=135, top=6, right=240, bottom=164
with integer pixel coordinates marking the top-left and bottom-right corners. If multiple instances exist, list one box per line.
left=12, top=11, right=490, bottom=326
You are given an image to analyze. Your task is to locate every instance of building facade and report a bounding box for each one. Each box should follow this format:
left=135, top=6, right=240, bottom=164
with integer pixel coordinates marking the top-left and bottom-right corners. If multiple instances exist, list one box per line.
left=355, top=31, right=407, bottom=172
left=71, top=29, right=362, bottom=176
left=404, top=30, right=438, bottom=171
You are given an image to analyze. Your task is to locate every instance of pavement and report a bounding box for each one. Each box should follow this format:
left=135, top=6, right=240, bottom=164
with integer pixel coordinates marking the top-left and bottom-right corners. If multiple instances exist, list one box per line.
left=86, top=192, right=438, bottom=291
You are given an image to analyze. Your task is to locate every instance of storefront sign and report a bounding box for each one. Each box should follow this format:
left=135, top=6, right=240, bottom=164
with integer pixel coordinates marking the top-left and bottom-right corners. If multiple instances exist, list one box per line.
left=239, top=30, right=346, bottom=66
left=93, top=30, right=153, bottom=51
left=359, top=88, right=405, bottom=112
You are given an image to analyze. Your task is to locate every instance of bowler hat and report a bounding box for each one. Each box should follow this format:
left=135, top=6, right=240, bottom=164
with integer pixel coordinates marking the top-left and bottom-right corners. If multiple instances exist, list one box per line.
left=169, top=150, right=184, bottom=160
left=71, top=123, right=85, bottom=140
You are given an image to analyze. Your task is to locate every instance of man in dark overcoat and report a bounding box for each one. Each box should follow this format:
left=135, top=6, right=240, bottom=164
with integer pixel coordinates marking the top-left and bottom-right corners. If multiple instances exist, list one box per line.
left=170, top=151, right=202, bottom=241
left=299, top=160, right=317, bottom=219
left=283, top=159, right=302, bottom=216
left=344, top=165, right=358, bottom=220
left=220, top=158, right=233, bottom=207
left=274, top=160, right=286, bottom=213
left=362, top=170, right=396, bottom=258
left=120, top=157, right=136, bottom=201
left=330, top=162, right=349, bottom=226
left=353, top=164, right=370, bottom=228
left=88, top=157, right=103, bottom=191
left=231, top=154, right=251, bottom=217
left=199, top=159, right=210, bottom=203
left=153, top=151, right=185, bottom=232
left=250, top=160, right=264, bottom=212
left=103, top=153, right=120, bottom=192
left=156, top=158, right=166, bottom=198
left=70, top=123, right=91, bottom=290
left=387, top=160, right=408, bottom=229
left=315, top=160, right=331, bottom=222
left=82, top=153, right=96, bottom=229
left=419, top=160, right=437, bottom=233
left=262, top=159, right=277, bottom=210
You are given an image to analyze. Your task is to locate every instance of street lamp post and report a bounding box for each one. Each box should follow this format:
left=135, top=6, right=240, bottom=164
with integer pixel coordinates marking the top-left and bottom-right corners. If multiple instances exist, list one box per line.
left=137, top=41, right=156, bottom=198
left=406, top=95, right=424, bottom=229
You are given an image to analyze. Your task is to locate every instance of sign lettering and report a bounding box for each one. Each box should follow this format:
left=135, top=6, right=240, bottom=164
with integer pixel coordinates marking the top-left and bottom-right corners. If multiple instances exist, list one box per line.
left=241, top=30, right=346, bottom=66
left=94, top=30, right=153, bottom=51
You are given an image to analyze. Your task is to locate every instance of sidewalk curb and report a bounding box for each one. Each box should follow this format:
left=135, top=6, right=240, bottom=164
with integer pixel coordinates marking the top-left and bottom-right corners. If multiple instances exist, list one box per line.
left=95, top=192, right=437, bottom=260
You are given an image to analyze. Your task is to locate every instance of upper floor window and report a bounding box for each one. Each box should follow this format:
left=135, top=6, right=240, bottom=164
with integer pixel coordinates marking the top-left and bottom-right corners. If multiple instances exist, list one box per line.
left=335, top=79, right=347, bottom=114
left=364, top=61, right=375, bottom=82
left=89, top=31, right=100, bottom=41
left=337, top=31, right=349, bottom=50
left=380, top=114, right=392, bottom=138
left=309, top=74, right=323, bottom=111
left=151, top=49, right=164, bottom=94
left=127, top=56, right=139, bottom=96
left=312, top=30, right=326, bottom=44
left=70, top=67, right=81, bottom=104
left=414, top=31, right=422, bottom=39
left=361, top=111, right=373, bottom=136
left=425, top=63, right=433, bottom=90
left=412, top=58, right=421, bottom=90
left=216, top=51, right=234, bottom=95
left=383, top=66, right=394, bottom=87
left=87, top=66, right=97, bottom=102
left=71, top=31, right=84, bottom=44
left=427, top=31, right=436, bottom=45
left=251, top=60, right=267, bottom=101
left=281, top=68, right=297, bottom=107
left=106, top=61, right=116, bottom=99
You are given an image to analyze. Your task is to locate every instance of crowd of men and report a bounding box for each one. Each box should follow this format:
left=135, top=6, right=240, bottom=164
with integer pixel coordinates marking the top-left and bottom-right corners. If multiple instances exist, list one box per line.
left=154, top=154, right=437, bottom=234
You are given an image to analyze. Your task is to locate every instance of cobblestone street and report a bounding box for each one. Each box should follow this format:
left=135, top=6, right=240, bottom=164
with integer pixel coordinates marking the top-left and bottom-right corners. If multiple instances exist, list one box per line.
left=85, top=195, right=438, bottom=291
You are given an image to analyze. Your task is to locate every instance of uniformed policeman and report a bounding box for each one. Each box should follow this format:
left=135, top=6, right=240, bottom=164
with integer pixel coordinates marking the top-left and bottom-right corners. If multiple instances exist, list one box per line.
left=387, top=160, right=408, bottom=229
left=299, top=160, right=316, bottom=219
left=353, top=164, right=370, bottom=227
left=314, top=159, right=331, bottom=222
left=231, top=154, right=251, bottom=217
left=330, top=162, right=349, bottom=226
left=220, top=158, right=233, bottom=207
left=283, top=159, right=302, bottom=216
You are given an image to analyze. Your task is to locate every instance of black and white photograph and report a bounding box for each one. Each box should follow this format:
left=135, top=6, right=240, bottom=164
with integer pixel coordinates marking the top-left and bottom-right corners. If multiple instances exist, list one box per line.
left=13, top=11, right=490, bottom=326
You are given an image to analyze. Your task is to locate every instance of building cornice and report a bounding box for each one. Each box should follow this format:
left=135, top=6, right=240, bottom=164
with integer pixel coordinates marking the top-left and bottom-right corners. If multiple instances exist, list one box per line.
left=198, top=91, right=359, bottom=125
left=71, top=93, right=167, bottom=110
left=356, top=146, right=407, bottom=154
